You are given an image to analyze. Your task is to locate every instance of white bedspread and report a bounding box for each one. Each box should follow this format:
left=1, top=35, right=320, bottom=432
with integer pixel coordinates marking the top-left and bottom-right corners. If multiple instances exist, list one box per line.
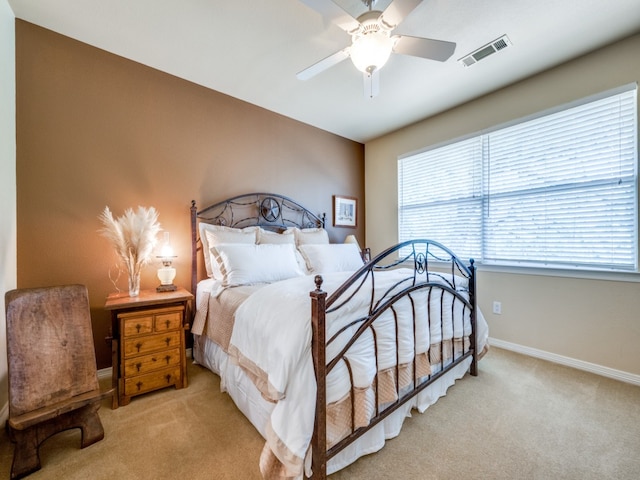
left=226, top=269, right=487, bottom=478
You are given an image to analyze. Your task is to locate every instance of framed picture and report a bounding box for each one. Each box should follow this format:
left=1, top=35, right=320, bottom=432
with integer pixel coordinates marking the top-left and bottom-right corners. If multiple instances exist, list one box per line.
left=333, top=195, right=357, bottom=228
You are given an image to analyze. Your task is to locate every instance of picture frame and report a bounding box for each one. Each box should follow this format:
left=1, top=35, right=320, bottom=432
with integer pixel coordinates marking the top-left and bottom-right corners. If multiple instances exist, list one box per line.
left=333, top=195, right=357, bottom=228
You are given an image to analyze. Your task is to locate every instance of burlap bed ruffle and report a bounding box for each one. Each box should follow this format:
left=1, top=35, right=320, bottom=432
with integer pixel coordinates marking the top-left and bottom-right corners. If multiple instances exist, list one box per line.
left=258, top=338, right=468, bottom=479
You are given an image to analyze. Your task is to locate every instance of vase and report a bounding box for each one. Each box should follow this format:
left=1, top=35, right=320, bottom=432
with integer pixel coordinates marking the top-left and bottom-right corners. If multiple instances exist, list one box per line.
left=128, top=271, right=141, bottom=297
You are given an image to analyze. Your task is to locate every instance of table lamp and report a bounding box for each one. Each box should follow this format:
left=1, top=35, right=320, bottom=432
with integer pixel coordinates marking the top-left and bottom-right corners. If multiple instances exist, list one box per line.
left=156, top=231, right=177, bottom=292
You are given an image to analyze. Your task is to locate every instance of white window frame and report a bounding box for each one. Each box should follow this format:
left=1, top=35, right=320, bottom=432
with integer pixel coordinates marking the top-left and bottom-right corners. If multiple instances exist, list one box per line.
left=398, top=84, right=638, bottom=275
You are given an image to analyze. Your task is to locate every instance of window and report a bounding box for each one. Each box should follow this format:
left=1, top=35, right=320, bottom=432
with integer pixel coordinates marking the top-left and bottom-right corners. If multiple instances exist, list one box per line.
left=398, top=85, right=638, bottom=272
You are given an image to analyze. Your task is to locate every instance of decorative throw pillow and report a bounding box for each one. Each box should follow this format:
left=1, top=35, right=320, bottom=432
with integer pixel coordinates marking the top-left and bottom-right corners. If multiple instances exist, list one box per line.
left=285, top=227, right=330, bottom=246
left=257, top=228, right=296, bottom=245
left=200, top=224, right=258, bottom=278
left=298, top=243, right=364, bottom=274
left=210, top=243, right=305, bottom=286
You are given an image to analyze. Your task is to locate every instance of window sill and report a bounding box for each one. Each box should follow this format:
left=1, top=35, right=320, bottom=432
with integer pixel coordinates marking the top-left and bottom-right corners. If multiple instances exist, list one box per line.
left=396, top=258, right=640, bottom=283
left=475, top=263, right=640, bottom=283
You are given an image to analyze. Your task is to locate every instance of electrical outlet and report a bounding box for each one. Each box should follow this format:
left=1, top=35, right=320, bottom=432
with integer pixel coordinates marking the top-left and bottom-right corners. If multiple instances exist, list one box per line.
left=492, top=301, right=502, bottom=315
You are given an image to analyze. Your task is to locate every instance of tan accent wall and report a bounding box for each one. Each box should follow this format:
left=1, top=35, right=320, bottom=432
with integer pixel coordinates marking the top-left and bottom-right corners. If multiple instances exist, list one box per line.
left=0, top=0, right=17, bottom=418
left=365, top=33, right=640, bottom=376
left=15, top=21, right=364, bottom=369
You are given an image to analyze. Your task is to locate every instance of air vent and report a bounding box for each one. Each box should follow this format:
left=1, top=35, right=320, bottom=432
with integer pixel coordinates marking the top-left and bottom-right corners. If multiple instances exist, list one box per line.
left=459, top=35, right=512, bottom=67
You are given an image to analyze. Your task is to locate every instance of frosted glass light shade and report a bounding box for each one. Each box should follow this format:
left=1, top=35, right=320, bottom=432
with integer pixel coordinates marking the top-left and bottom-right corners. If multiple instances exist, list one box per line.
left=350, top=32, right=393, bottom=73
left=159, top=242, right=174, bottom=258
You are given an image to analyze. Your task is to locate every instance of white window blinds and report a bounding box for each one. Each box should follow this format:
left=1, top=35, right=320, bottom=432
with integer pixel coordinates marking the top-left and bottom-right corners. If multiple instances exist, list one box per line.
left=398, top=85, right=638, bottom=272
left=398, top=137, right=483, bottom=259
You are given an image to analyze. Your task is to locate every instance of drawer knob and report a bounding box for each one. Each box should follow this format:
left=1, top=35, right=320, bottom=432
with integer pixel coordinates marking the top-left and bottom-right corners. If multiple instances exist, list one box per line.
left=136, top=381, right=143, bottom=391
left=135, top=342, right=142, bottom=353
left=135, top=362, right=142, bottom=372
left=165, top=337, right=171, bottom=346
left=164, top=355, right=171, bottom=364
left=165, top=374, right=172, bottom=383
left=165, top=319, right=171, bottom=329
left=136, top=323, right=141, bottom=333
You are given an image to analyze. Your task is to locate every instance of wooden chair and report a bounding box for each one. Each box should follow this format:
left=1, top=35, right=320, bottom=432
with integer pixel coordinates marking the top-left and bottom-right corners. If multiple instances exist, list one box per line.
left=5, top=284, right=112, bottom=479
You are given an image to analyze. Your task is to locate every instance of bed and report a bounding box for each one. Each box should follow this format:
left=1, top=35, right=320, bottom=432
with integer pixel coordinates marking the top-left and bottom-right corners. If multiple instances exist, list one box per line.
left=190, top=193, right=489, bottom=480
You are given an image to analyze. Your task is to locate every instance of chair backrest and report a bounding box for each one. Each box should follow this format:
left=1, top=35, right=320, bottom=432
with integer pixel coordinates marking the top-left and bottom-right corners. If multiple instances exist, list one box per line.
left=5, top=284, right=100, bottom=417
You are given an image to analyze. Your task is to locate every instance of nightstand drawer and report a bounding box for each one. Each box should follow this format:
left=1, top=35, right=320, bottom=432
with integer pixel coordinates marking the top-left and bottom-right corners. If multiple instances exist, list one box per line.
left=123, top=331, right=181, bottom=357
left=123, top=347, right=181, bottom=376
left=105, top=288, right=193, bottom=407
left=154, top=312, right=182, bottom=332
left=124, top=366, right=181, bottom=396
left=122, top=316, right=153, bottom=337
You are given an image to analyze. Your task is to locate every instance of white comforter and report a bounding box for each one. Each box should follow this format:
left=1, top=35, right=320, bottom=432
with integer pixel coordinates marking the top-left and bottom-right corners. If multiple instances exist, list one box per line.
left=226, top=269, right=486, bottom=478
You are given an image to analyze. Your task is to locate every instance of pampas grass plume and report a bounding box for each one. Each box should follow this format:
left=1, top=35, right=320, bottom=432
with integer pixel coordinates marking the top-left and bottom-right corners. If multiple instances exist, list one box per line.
left=98, top=206, right=162, bottom=282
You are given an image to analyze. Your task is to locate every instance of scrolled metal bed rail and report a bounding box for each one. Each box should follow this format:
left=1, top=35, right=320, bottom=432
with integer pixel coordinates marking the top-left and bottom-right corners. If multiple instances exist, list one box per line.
left=310, top=239, right=477, bottom=479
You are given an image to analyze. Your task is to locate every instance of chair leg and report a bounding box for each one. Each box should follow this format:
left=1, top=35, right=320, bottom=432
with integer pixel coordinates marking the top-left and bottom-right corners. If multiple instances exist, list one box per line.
left=78, top=401, right=105, bottom=448
left=10, top=428, right=41, bottom=480
left=9, top=401, right=105, bottom=479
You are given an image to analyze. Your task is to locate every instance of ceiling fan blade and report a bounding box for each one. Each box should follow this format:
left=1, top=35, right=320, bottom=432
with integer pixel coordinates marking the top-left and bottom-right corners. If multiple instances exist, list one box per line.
left=298, top=0, right=361, bottom=33
left=393, top=35, right=456, bottom=62
left=296, top=47, right=351, bottom=81
left=380, top=0, right=423, bottom=29
left=363, top=69, right=380, bottom=99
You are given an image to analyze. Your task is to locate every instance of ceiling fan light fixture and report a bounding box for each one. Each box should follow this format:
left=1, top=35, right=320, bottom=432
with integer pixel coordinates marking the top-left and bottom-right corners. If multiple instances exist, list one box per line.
left=350, top=31, right=393, bottom=73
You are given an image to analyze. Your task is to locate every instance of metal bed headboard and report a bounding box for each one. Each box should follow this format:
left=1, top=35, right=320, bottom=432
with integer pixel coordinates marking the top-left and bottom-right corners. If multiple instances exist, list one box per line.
left=190, top=192, right=326, bottom=294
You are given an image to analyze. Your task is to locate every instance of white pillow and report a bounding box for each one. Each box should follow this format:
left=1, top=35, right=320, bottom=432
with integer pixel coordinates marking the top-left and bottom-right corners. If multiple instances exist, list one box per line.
left=257, top=228, right=295, bottom=245
left=210, top=243, right=305, bottom=287
left=298, top=243, right=364, bottom=274
left=285, top=227, right=329, bottom=246
left=257, top=228, right=309, bottom=272
left=200, top=224, right=257, bottom=278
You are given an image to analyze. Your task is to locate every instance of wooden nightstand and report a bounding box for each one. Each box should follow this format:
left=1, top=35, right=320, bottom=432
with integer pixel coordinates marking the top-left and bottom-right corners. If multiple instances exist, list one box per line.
left=105, top=287, right=193, bottom=408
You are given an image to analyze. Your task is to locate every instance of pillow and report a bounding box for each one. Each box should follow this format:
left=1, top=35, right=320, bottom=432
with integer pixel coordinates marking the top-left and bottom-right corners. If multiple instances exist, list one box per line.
left=210, top=243, right=305, bottom=287
left=285, top=227, right=329, bottom=246
left=298, top=243, right=364, bottom=274
left=257, top=228, right=312, bottom=272
left=199, top=223, right=257, bottom=278
left=257, top=228, right=295, bottom=245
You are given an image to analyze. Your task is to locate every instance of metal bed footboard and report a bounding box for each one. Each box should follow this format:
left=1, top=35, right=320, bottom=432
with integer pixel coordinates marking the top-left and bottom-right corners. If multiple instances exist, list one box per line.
left=310, top=239, right=477, bottom=479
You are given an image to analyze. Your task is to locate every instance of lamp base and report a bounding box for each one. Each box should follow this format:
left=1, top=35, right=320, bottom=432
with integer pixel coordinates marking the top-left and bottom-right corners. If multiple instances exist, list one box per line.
left=156, top=284, right=177, bottom=292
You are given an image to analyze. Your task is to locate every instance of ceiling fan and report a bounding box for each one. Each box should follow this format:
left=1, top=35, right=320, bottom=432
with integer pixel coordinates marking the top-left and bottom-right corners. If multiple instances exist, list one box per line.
left=297, top=0, right=456, bottom=98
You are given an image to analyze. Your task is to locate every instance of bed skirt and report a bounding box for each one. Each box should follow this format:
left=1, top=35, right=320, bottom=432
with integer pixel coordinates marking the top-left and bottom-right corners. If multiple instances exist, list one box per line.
left=193, top=333, right=473, bottom=477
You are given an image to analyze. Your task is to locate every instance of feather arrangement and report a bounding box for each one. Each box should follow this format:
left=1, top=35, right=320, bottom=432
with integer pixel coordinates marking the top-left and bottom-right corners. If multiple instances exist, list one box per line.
left=98, top=206, right=162, bottom=296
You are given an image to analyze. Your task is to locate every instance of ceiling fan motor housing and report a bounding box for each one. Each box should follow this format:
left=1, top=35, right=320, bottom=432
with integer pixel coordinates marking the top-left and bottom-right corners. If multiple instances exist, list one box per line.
left=350, top=11, right=394, bottom=72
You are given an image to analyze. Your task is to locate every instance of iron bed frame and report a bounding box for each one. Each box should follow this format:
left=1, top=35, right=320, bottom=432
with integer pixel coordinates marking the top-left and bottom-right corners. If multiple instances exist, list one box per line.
left=190, top=193, right=478, bottom=479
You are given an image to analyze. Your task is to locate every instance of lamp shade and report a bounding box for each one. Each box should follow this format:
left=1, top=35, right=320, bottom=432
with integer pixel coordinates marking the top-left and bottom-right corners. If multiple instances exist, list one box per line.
left=344, top=234, right=361, bottom=251
left=350, top=31, right=393, bottom=73
left=158, top=231, right=176, bottom=261
left=159, top=242, right=174, bottom=258
left=156, top=231, right=177, bottom=291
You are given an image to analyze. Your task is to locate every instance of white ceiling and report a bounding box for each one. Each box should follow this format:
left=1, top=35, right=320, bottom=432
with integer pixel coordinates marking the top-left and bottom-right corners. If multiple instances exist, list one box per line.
left=8, top=0, right=640, bottom=143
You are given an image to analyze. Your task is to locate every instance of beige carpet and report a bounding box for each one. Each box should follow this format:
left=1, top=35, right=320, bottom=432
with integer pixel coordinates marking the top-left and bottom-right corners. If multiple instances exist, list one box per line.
left=2, top=347, right=640, bottom=479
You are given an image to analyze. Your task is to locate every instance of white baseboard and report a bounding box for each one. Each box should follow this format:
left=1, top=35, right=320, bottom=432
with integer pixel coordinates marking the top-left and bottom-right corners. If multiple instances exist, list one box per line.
left=489, top=337, right=640, bottom=386
left=0, top=401, right=7, bottom=426
left=97, top=367, right=112, bottom=381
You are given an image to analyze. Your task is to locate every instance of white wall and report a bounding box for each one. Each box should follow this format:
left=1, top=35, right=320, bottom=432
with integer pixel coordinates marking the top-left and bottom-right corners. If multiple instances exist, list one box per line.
left=365, top=33, right=640, bottom=380
left=0, top=0, right=16, bottom=421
